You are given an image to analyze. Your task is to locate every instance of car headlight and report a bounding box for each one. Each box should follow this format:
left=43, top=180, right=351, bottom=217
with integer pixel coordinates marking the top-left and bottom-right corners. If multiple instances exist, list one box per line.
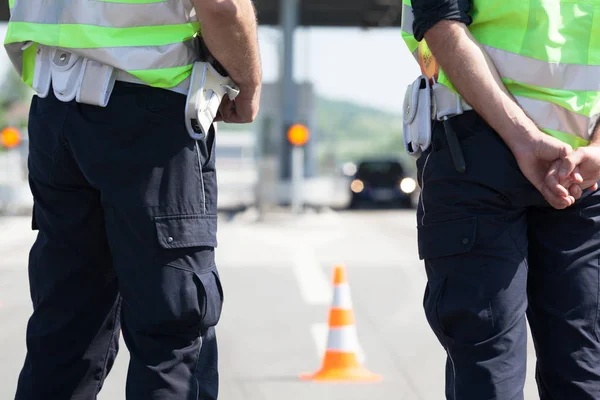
left=351, top=179, right=364, bottom=193
left=400, top=177, right=416, bottom=194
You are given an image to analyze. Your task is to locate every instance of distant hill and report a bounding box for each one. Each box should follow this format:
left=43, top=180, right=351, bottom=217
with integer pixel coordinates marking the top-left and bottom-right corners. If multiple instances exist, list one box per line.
left=221, top=94, right=415, bottom=174
left=315, top=96, right=414, bottom=174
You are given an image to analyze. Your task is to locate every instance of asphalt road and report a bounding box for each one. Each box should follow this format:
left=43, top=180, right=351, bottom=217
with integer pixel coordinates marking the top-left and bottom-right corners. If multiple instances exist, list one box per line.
left=0, top=209, right=540, bottom=399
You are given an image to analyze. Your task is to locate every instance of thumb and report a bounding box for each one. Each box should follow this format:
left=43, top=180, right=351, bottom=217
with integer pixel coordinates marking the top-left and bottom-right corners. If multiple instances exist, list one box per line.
left=558, top=149, right=586, bottom=179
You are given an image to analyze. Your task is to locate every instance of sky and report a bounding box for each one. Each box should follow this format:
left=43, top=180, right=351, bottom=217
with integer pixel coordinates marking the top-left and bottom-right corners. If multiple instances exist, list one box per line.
left=257, top=27, right=421, bottom=115
left=0, top=24, right=421, bottom=115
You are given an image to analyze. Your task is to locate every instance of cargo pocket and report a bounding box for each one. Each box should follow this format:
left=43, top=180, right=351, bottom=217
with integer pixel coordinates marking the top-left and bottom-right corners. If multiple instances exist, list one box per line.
left=194, top=269, right=224, bottom=330
left=418, top=216, right=476, bottom=260
left=418, top=217, right=495, bottom=345
left=155, top=214, right=218, bottom=268
left=151, top=214, right=223, bottom=332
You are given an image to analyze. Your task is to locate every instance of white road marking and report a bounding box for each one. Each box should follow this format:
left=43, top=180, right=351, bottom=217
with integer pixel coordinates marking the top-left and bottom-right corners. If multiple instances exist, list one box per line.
left=0, top=217, right=35, bottom=254
left=311, top=323, right=328, bottom=359
left=292, top=248, right=332, bottom=305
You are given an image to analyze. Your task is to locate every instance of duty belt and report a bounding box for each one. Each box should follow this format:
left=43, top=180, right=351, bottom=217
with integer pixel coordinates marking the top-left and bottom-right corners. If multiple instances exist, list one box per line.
left=31, top=44, right=239, bottom=141
left=403, top=75, right=472, bottom=173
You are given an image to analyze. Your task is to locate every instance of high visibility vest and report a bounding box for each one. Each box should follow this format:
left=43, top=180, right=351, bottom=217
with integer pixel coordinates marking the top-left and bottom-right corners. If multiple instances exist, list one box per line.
left=401, top=0, right=600, bottom=149
left=3, top=0, right=200, bottom=89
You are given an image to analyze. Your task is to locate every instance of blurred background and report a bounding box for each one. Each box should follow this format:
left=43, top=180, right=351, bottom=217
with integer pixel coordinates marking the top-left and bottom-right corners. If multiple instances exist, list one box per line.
left=0, top=1, right=540, bottom=399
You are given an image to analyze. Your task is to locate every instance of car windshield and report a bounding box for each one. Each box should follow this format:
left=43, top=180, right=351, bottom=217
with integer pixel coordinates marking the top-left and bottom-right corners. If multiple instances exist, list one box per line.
left=357, top=161, right=404, bottom=178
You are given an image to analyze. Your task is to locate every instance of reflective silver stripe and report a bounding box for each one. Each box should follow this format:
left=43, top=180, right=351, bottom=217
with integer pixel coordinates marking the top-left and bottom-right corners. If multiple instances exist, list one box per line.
left=9, top=0, right=195, bottom=28
left=433, top=83, right=594, bottom=139
left=69, top=39, right=198, bottom=71
left=484, top=46, right=600, bottom=92
left=4, top=42, right=24, bottom=75
left=401, top=3, right=414, bottom=35
left=515, top=96, right=595, bottom=139
left=5, top=41, right=198, bottom=85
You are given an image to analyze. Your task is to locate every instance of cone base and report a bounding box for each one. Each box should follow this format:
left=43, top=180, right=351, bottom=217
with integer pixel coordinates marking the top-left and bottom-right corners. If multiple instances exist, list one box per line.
left=300, top=366, right=382, bottom=382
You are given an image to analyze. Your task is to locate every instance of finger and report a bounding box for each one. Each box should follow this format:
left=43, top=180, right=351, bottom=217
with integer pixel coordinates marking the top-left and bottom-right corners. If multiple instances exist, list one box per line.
left=559, top=170, right=582, bottom=188
left=541, top=185, right=573, bottom=209
left=572, top=166, right=583, bottom=183
left=559, top=149, right=585, bottom=178
left=561, top=166, right=583, bottom=187
left=568, top=184, right=583, bottom=200
left=544, top=166, right=570, bottom=198
left=592, top=182, right=599, bottom=192
left=546, top=159, right=561, bottom=178
left=219, top=99, right=236, bottom=123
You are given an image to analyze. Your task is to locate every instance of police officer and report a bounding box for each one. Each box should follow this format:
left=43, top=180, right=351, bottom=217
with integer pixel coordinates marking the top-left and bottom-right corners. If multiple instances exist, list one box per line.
left=4, top=0, right=261, bottom=398
left=401, top=0, right=600, bottom=398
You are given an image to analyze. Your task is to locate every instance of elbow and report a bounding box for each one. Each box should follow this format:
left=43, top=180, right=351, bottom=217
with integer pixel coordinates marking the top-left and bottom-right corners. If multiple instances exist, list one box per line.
left=423, top=20, right=467, bottom=51
left=200, top=0, right=240, bottom=20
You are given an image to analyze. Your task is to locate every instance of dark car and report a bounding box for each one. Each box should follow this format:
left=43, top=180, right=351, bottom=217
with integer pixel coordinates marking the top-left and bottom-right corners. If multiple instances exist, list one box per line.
left=348, top=159, right=417, bottom=209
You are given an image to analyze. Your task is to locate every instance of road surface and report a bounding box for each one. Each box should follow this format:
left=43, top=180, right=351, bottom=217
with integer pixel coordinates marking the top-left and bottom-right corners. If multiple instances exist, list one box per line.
left=0, top=209, right=540, bottom=399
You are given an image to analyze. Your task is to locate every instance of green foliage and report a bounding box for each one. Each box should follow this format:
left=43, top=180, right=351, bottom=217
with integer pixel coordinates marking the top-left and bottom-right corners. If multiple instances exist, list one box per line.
left=0, top=67, right=33, bottom=109
left=0, top=67, right=34, bottom=130
left=315, top=96, right=416, bottom=175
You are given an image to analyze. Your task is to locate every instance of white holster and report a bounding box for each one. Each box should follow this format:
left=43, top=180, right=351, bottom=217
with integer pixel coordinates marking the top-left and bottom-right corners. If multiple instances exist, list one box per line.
left=184, top=61, right=239, bottom=140
left=402, top=75, right=474, bottom=157
left=33, top=45, right=116, bottom=107
left=30, top=45, right=240, bottom=141
left=403, top=75, right=432, bottom=157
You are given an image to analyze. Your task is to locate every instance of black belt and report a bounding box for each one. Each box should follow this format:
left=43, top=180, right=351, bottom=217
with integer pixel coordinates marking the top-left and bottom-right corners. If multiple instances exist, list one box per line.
left=430, top=111, right=479, bottom=173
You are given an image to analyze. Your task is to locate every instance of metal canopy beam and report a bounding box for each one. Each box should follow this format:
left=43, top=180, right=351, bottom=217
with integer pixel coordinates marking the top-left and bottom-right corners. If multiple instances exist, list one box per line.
left=0, top=1, right=8, bottom=22
left=0, top=0, right=402, bottom=26
left=256, top=0, right=403, bottom=27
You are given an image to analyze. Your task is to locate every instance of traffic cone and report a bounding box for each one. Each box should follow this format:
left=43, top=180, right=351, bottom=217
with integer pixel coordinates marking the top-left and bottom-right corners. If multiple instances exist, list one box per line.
left=300, top=264, right=382, bottom=382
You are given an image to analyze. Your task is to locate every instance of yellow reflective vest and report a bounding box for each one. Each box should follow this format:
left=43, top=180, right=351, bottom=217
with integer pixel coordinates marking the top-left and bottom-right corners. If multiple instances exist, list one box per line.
left=401, top=0, right=600, bottom=148
left=3, top=0, right=200, bottom=89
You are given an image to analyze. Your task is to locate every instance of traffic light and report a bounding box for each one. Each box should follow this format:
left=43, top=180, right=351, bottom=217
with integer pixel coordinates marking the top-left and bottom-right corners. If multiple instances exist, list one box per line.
left=0, top=127, right=21, bottom=148
left=287, top=123, right=310, bottom=147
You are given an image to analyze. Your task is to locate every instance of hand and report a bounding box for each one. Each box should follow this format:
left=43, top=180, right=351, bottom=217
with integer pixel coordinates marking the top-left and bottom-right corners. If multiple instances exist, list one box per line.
left=215, top=86, right=260, bottom=124
left=544, top=160, right=585, bottom=202
left=511, top=132, right=576, bottom=209
left=556, top=144, right=600, bottom=194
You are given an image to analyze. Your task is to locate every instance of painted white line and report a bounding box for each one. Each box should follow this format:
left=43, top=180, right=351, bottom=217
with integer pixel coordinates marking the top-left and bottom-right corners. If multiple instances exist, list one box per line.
left=292, top=248, right=332, bottom=305
left=0, top=218, right=36, bottom=254
left=311, top=323, right=327, bottom=359
left=311, top=322, right=365, bottom=363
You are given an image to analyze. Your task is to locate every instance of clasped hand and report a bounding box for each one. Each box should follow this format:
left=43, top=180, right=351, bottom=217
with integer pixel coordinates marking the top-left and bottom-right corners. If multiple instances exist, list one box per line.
left=514, top=133, right=600, bottom=209
left=543, top=144, right=600, bottom=209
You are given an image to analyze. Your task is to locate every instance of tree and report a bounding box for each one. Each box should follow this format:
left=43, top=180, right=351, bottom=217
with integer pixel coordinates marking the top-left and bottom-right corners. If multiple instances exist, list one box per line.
left=0, top=67, right=33, bottom=109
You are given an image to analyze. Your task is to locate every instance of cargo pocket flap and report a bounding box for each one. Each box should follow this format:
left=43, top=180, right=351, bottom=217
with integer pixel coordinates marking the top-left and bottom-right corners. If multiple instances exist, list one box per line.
left=155, top=214, right=218, bottom=249
left=418, top=216, right=476, bottom=260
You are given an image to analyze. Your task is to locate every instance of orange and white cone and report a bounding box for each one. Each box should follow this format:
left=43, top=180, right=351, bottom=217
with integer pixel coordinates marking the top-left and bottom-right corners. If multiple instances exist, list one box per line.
left=300, top=264, right=382, bottom=382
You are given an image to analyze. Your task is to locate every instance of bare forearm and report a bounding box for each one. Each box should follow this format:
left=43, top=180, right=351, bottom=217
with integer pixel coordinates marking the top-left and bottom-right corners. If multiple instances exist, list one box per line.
left=589, top=124, right=600, bottom=147
left=193, top=0, right=262, bottom=93
left=424, top=20, right=540, bottom=152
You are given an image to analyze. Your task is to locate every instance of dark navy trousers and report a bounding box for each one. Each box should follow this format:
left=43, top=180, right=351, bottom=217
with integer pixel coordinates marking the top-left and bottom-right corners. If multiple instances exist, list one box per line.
left=417, top=111, right=600, bottom=399
left=15, top=82, right=223, bottom=400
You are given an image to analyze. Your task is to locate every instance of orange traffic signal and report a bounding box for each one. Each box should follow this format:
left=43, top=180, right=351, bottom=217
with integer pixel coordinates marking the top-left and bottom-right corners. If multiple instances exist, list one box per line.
left=0, top=127, right=21, bottom=149
left=287, top=124, right=310, bottom=146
